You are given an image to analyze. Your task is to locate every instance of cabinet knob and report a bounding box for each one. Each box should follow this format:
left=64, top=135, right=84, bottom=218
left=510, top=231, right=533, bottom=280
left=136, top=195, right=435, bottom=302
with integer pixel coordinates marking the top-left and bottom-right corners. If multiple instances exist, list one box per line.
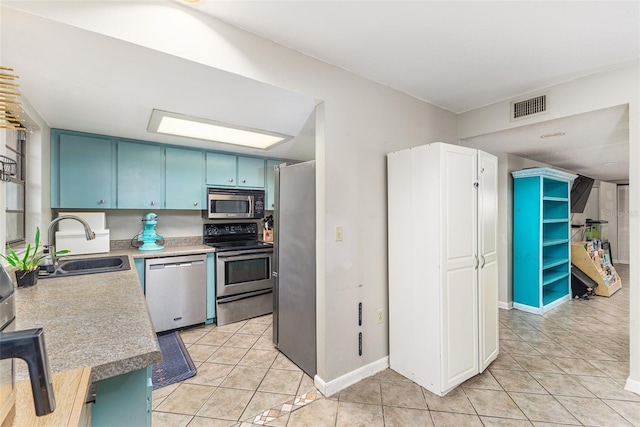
left=99, top=199, right=105, bottom=204
left=229, top=178, right=234, bottom=183
left=194, top=202, right=199, bottom=206
left=242, top=179, right=246, bottom=183
left=151, top=201, right=156, bottom=206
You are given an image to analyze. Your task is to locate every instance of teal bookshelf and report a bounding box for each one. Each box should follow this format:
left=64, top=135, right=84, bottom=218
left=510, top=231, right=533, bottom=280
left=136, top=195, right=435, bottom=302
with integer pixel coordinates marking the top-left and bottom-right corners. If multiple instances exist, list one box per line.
left=512, top=168, right=577, bottom=314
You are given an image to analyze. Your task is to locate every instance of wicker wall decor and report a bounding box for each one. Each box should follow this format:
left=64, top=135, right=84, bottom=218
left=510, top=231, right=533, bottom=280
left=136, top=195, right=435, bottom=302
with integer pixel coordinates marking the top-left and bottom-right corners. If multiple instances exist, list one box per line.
left=0, top=66, right=25, bottom=130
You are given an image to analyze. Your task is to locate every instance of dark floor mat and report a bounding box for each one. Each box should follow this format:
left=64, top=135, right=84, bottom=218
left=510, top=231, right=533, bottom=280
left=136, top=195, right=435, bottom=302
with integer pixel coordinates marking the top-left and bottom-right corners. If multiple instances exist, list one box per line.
left=152, top=331, right=197, bottom=390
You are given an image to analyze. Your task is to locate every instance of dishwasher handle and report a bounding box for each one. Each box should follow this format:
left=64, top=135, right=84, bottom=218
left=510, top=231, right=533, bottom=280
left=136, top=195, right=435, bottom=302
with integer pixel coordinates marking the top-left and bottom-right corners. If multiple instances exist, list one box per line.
left=148, top=260, right=204, bottom=270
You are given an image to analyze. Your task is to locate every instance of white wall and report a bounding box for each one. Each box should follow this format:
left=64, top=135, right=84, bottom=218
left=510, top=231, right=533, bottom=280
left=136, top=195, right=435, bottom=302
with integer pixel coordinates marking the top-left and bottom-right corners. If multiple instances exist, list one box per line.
left=0, top=96, right=50, bottom=264
left=618, top=185, right=630, bottom=263
left=459, top=63, right=640, bottom=394
left=599, top=181, right=618, bottom=261
left=6, top=2, right=458, bottom=388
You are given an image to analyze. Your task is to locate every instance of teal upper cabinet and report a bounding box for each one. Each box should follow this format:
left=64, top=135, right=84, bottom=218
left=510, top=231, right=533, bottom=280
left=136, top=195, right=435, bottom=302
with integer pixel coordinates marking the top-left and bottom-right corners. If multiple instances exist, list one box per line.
left=55, top=132, right=116, bottom=208
left=166, top=147, right=204, bottom=209
left=238, top=156, right=265, bottom=188
left=265, top=159, right=281, bottom=210
left=206, top=152, right=237, bottom=186
left=206, top=152, right=265, bottom=188
left=117, top=141, right=164, bottom=209
left=53, top=129, right=283, bottom=210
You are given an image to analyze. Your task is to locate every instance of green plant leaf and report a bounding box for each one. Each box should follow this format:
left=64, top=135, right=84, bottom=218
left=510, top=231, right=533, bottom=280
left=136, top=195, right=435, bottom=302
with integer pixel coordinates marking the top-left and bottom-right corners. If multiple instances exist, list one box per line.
left=34, top=227, right=40, bottom=252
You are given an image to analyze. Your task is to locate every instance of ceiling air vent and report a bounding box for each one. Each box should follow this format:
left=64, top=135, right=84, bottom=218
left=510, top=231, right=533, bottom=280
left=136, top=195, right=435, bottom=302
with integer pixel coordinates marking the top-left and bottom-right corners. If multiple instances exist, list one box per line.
left=511, top=94, right=547, bottom=121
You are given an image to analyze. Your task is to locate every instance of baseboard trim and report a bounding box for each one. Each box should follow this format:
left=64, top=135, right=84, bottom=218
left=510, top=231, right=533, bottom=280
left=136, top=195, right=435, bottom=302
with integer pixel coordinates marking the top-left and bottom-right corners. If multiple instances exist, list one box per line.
left=314, top=356, right=389, bottom=397
left=498, top=301, right=513, bottom=310
left=625, top=377, right=640, bottom=396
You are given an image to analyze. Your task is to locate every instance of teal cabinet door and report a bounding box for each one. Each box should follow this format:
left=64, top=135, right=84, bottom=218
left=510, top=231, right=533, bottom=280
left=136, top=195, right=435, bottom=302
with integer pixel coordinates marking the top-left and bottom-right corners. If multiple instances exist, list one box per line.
left=238, top=156, right=265, bottom=188
left=91, top=367, right=152, bottom=427
left=134, top=258, right=145, bottom=291
left=206, top=152, right=237, bottom=186
left=117, top=142, right=164, bottom=209
left=166, top=148, right=204, bottom=209
left=58, top=133, right=115, bottom=208
left=265, top=159, right=281, bottom=210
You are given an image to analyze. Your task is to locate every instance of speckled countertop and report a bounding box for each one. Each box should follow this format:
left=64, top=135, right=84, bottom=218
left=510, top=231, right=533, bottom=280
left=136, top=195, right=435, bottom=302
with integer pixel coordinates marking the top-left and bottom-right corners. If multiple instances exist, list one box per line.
left=13, top=244, right=214, bottom=383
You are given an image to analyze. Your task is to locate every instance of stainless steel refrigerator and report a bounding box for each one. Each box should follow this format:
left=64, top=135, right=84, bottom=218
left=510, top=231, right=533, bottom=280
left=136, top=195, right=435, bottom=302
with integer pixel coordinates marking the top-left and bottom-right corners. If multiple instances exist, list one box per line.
left=272, top=160, right=316, bottom=377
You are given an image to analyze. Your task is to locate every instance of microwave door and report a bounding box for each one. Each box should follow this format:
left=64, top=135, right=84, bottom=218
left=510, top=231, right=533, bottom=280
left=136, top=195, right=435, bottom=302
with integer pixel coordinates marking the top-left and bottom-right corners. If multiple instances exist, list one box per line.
left=210, top=195, right=251, bottom=218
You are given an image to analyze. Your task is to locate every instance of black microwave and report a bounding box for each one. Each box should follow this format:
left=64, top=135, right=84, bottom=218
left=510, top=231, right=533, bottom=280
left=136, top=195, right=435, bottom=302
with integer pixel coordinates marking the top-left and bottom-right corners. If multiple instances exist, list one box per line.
left=206, top=188, right=265, bottom=219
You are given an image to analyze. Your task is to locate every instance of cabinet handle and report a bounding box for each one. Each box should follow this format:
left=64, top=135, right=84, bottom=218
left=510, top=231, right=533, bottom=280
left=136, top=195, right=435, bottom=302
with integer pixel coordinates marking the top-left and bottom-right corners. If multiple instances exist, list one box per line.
left=480, top=255, right=486, bottom=268
left=194, top=202, right=199, bottom=206
left=229, top=178, right=234, bottom=183
left=99, top=199, right=105, bottom=204
left=242, top=179, right=246, bottom=183
left=151, top=201, right=156, bottom=206
left=474, top=255, right=479, bottom=269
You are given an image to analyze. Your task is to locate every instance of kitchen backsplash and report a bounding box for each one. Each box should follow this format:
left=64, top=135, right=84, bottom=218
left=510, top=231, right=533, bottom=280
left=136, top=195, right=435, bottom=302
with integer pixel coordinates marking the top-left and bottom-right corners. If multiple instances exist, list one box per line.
left=49, top=210, right=269, bottom=250
left=110, top=236, right=203, bottom=250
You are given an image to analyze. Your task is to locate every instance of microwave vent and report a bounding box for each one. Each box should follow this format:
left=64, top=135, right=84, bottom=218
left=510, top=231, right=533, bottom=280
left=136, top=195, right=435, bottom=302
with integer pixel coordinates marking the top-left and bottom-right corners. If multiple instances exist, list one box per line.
left=511, top=94, right=547, bottom=121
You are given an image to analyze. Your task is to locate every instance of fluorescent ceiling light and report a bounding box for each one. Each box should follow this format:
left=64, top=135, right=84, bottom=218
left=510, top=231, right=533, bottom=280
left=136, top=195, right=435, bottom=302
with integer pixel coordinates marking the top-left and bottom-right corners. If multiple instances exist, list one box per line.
left=148, top=109, right=292, bottom=149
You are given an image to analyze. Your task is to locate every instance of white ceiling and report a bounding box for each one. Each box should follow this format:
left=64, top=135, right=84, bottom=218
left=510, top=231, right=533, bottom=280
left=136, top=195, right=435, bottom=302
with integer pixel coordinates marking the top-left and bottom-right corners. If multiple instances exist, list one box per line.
left=461, top=105, right=630, bottom=183
left=1, top=5, right=317, bottom=160
left=188, top=0, right=638, bottom=183
left=193, top=1, right=639, bottom=114
left=2, top=1, right=638, bottom=182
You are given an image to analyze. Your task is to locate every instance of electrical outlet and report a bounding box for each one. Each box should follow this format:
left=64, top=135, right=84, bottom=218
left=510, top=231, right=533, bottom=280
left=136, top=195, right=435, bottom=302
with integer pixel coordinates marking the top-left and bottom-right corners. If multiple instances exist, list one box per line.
left=376, top=308, right=383, bottom=324
left=335, top=226, right=343, bottom=242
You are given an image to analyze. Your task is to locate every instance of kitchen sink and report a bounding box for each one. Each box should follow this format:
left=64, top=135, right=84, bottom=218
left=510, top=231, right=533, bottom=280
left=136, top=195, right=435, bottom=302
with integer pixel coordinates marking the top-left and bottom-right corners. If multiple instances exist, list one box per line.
left=39, top=255, right=131, bottom=278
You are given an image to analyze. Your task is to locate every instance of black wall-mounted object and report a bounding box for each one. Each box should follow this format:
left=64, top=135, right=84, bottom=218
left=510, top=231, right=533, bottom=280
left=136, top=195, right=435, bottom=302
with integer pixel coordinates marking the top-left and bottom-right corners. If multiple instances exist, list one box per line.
left=570, top=174, right=595, bottom=213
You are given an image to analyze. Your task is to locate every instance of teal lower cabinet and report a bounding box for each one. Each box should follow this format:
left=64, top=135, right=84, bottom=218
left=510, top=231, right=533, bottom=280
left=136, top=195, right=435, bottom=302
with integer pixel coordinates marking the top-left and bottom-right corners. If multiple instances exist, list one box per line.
left=91, top=367, right=152, bottom=427
left=134, top=258, right=145, bottom=291
left=206, top=253, right=216, bottom=324
left=512, top=167, right=577, bottom=314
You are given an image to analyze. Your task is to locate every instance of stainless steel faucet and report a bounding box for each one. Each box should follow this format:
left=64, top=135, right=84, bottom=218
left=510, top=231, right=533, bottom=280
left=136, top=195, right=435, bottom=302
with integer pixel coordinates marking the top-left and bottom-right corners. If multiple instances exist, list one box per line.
left=44, top=215, right=96, bottom=272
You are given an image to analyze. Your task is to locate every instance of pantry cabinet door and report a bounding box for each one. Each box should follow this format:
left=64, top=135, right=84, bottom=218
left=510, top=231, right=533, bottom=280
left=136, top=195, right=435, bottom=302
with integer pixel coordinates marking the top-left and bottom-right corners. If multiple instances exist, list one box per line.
left=440, top=145, right=479, bottom=391
left=478, top=151, right=499, bottom=371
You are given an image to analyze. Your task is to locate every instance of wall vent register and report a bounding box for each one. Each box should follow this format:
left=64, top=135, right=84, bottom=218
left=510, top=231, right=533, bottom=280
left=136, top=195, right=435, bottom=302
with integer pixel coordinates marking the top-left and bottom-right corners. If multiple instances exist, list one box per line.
left=511, top=94, right=547, bottom=120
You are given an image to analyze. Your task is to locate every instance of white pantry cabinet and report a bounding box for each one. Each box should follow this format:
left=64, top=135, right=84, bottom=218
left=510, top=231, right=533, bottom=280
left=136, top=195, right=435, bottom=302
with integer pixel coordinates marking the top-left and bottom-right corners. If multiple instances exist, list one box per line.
left=387, top=142, right=499, bottom=396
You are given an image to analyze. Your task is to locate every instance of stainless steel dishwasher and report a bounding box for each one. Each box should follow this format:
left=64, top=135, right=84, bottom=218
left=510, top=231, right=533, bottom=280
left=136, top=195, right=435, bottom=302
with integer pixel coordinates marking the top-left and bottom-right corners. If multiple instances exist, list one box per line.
left=145, top=254, right=207, bottom=333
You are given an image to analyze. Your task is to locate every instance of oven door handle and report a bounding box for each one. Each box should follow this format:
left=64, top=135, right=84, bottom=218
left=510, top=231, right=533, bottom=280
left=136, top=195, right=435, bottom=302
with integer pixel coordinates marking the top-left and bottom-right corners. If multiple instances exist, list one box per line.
left=217, top=288, right=272, bottom=304
left=217, top=251, right=273, bottom=262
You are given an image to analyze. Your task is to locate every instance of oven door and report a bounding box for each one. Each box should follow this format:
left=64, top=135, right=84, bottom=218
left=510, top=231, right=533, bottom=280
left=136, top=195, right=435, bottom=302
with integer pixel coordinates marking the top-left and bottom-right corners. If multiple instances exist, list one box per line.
left=208, top=194, right=255, bottom=219
left=216, top=248, right=273, bottom=297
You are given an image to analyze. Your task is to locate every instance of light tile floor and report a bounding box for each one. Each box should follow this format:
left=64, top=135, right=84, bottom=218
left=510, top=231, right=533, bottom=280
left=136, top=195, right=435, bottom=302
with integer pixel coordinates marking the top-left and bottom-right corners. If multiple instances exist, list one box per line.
left=153, top=264, right=638, bottom=426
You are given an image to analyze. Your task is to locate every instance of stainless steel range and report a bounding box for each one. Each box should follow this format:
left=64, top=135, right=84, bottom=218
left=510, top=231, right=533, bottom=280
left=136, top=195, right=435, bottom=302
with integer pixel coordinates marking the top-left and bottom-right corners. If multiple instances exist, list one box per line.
left=203, top=223, right=273, bottom=326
